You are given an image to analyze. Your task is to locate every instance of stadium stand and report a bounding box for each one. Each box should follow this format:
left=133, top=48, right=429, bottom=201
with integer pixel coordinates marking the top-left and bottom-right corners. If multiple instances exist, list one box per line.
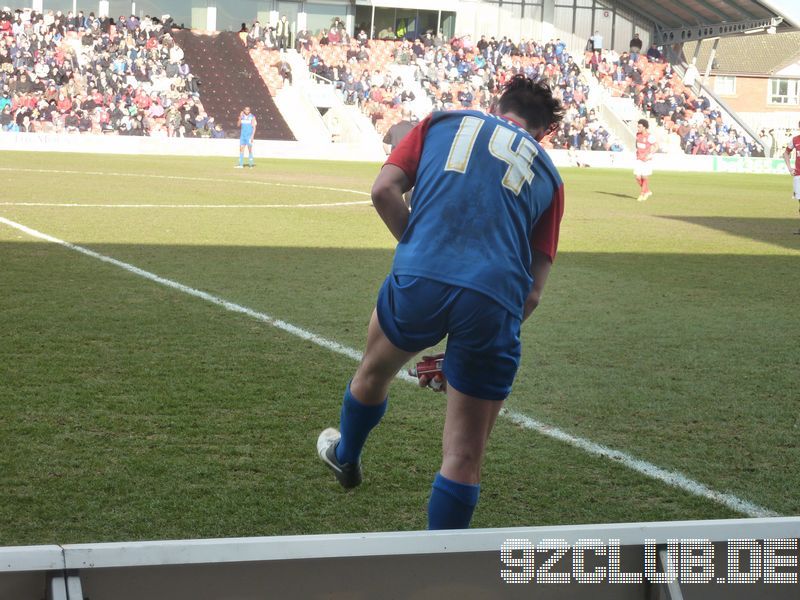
left=247, top=22, right=622, bottom=152
left=0, top=4, right=783, bottom=155
left=171, top=30, right=294, bottom=141
left=0, top=7, right=292, bottom=140
left=586, top=47, right=761, bottom=156
left=0, top=8, right=210, bottom=136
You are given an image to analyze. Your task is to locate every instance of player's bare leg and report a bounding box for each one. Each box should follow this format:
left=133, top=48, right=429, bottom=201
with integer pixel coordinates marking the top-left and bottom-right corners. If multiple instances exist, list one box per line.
left=236, top=144, right=245, bottom=168
left=636, top=176, right=644, bottom=201
left=428, top=386, right=504, bottom=529
left=318, top=309, right=417, bottom=488
left=351, top=308, right=418, bottom=405
left=642, top=177, right=652, bottom=201
left=441, top=388, right=503, bottom=484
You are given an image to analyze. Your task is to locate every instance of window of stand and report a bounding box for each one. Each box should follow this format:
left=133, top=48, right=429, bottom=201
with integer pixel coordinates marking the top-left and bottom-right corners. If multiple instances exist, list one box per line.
left=354, top=7, right=456, bottom=40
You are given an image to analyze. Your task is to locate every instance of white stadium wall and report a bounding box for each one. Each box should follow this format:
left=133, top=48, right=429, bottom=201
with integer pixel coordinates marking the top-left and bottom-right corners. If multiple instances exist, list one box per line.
left=0, top=133, right=385, bottom=162
left=0, top=132, right=789, bottom=174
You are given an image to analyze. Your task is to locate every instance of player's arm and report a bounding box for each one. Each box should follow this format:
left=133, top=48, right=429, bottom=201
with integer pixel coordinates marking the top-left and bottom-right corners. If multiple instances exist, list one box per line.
left=238, top=112, right=243, bottom=127
left=378, top=115, right=432, bottom=240
left=524, top=182, right=564, bottom=322
left=371, top=164, right=412, bottom=241
left=784, top=146, right=794, bottom=175
left=523, top=250, right=552, bottom=322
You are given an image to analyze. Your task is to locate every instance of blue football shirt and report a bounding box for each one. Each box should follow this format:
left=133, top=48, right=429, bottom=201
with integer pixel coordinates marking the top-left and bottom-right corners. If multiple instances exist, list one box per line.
left=386, top=110, right=564, bottom=318
left=240, top=113, right=256, bottom=139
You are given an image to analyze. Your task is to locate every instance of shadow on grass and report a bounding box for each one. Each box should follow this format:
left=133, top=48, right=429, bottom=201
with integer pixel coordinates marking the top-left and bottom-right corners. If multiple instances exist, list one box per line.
left=661, top=216, right=800, bottom=251
left=595, top=190, right=638, bottom=200
left=1, top=241, right=798, bottom=543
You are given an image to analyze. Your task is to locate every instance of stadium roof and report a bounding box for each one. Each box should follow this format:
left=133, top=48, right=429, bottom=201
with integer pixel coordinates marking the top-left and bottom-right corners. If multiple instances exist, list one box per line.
left=682, top=31, right=800, bottom=74
left=610, top=0, right=799, bottom=30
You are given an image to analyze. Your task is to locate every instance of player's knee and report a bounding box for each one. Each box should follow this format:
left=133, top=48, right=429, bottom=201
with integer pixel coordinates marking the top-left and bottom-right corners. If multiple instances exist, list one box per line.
left=442, top=448, right=483, bottom=481
left=352, top=361, right=392, bottom=391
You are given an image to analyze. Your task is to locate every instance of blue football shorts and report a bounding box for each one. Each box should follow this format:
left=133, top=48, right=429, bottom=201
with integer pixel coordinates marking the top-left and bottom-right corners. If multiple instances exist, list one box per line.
left=376, top=274, right=522, bottom=401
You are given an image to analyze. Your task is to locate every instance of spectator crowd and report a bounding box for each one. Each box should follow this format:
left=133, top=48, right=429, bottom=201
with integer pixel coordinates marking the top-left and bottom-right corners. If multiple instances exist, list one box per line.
left=587, top=36, right=761, bottom=157
left=0, top=6, right=221, bottom=137
left=250, top=21, right=620, bottom=153
left=1, top=5, right=767, bottom=156
left=248, top=16, right=761, bottom=157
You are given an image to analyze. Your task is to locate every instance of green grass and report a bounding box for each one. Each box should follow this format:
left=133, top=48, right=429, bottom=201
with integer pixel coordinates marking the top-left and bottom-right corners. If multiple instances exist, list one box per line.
left=1, top=151, right=798, bottom=545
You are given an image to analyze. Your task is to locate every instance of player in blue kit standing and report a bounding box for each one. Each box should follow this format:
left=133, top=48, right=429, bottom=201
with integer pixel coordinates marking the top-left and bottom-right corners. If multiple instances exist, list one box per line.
left=236, top=106, right=257, bottom=168
left=317, top=75, right=565, bottom=529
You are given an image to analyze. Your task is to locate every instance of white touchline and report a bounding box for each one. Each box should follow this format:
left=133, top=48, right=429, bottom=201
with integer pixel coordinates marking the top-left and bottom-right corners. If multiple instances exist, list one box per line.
left=0, top=167, right=371, bottom=197
left=0, top=202, right=372, bottom=209
left=0, top=215, right=780, bottom=520
left=502, top=412, right=778, bottom=518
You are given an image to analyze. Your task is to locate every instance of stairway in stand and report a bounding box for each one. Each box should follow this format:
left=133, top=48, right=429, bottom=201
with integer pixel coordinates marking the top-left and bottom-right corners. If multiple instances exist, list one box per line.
left=172, top=30, right=294, bottom=141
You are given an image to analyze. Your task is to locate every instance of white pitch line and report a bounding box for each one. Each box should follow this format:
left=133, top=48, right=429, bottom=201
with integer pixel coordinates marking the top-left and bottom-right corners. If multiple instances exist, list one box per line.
left=0, top=201, right=371, bottom=209
left=0, top=167, right=371, bottom=197
left=0, top=215, right=779, bottom=519
left=502, top=411, right=778, bottom=518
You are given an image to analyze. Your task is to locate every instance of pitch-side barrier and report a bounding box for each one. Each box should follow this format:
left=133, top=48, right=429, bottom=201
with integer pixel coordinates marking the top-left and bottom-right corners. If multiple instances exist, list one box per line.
left=0, top=132, right=791, bottom=174
left=2, top=517, right=799, bottom=600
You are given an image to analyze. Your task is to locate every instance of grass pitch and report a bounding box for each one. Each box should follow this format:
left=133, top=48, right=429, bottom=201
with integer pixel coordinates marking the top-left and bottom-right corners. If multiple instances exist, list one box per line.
left=0, top=151, right=798, bottom=545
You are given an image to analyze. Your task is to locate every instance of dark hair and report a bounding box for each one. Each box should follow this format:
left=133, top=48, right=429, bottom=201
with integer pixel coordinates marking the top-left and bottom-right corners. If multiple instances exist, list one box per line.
left=638, top=118, right=649, bottom=128
left=496, top=75, right=564, bottom=132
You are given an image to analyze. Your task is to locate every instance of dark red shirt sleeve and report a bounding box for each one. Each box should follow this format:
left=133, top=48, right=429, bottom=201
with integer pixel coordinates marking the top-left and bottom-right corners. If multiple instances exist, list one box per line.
left=532, top=182, right=564, bottom=263
left=384, top=115, right=433, bottom=184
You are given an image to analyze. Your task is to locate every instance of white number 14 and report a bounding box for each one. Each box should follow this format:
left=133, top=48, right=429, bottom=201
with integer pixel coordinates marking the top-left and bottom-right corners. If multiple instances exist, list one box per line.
left=444, top=116, right=537, bottom=196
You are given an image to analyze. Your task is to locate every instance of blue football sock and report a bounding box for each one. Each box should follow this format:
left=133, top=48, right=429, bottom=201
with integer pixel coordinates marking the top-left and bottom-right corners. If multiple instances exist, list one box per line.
left=335, top=382, right=387, bottom=465
left=239, top=152, right=244, bottom=166
left=249, top=154, right=254, bottom=166
left=427, top=472, right=480, bottom=530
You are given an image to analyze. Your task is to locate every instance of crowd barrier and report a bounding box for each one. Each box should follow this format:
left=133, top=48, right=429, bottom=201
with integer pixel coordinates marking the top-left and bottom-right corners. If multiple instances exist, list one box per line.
left=561, top=149, right=790, bottom=175
left=0, top=132, right=385, bottom=163
left=2, top=517, right=799, bottom=599
left=0, top=132, right=790, bottom=174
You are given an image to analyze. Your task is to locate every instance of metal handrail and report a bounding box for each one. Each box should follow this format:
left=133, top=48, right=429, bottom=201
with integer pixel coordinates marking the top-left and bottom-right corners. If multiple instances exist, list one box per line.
left=671, top=60, right=764, bottom=150
left=308, top=71, right=335, bottom=86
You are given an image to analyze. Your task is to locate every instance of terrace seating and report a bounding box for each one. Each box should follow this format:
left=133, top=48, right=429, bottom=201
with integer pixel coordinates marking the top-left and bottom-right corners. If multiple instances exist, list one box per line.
left=0, top=8, right=209, bottom=137
left=172, top=30, right=294, bottom=140
left=1, top=7, right=294, bottom=140
left=587, top=49, right=759, bottom=156
left=273, top=33, right=616, bottom=151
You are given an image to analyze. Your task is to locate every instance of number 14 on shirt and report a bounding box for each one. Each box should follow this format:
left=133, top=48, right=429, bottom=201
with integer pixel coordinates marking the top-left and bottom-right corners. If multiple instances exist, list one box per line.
left=444, top=115, right=538, bottom=196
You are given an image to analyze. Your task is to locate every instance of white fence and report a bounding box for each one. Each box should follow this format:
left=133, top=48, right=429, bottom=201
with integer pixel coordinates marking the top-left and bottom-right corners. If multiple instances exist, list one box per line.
left=0, top=132, right=384, bottom=163
left=0, top=132, right=791, bottom=175
left=2, top=517, right=799, bottom=599
left=554, top=149, right=790, bottom=174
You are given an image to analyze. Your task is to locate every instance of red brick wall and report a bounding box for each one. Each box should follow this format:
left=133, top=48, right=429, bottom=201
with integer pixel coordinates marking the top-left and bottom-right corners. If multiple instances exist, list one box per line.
left=711, top=75, right=800, bottom=113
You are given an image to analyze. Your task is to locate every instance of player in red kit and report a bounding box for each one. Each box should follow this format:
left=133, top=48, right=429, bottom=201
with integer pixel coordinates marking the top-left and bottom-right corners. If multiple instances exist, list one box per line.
left=782, top=120, right=800, bottom=234
left=634, top=119, right=657, bottom=202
